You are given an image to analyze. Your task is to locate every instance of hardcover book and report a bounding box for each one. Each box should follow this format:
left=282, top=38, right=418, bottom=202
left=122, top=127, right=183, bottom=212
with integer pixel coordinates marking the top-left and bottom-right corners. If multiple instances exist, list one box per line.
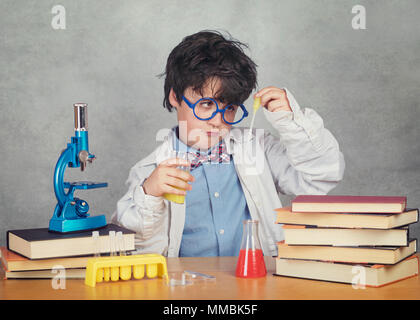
left=3, top=268, right=86, bottom=280
left=282, top=225, right=409, bottom=247
left=275, top=207, right=418, bottom=229
left=275, top=255, right=419, bottom=287
left=7, top=224, right=135, bottom=260
left=276, top=239, right=417, bottom=265
left=291, top=195, right=407, bottom=213
left=0, top=246, right=90, bottom=271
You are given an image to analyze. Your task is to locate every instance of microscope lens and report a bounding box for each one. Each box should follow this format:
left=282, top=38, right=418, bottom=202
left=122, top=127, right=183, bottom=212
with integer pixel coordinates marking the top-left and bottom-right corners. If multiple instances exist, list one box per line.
left=74, top=103, right=88, bottom=131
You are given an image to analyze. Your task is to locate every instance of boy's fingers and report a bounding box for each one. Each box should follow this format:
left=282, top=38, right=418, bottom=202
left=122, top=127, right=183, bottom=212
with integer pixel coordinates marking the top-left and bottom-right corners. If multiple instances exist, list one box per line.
left=254, top=86, right=276, bottom=97
left=254, top=86, right=281, bottom=98
left=266, top=99, right=290, bottom=112
left=159, top=157, right=191, bottom=168
left=166, top=167, right=195, bottom=182
left=258, top=89, right=287, bottom=107
left=163, top=184, right=187, bottom=196
left=165, top=176, right=192, bottom=191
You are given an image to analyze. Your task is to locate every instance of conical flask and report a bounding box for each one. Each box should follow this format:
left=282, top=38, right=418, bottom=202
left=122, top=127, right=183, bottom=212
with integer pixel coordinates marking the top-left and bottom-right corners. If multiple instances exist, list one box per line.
left=235, top=220, right=267, bottom=278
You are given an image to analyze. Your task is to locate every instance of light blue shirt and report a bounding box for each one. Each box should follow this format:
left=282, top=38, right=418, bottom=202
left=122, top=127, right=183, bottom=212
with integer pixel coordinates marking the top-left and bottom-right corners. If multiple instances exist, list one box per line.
left=172, top=128, right=251, bottom=257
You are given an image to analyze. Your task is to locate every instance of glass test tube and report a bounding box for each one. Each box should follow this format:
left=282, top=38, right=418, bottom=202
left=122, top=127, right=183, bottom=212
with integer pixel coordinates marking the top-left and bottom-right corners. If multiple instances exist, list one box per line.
left=92, top=231, right=104, bottom=282
left=109, top=231, right=120, bottom=281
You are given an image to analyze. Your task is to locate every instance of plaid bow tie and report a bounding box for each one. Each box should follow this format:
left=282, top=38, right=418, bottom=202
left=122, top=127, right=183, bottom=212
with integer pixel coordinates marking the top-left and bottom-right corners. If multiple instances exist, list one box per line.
left=188, top=140, right=231, bottom=170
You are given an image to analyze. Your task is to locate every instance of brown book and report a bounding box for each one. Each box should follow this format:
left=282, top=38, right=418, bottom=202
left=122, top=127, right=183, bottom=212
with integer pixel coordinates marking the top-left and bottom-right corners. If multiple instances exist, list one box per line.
left=275, top=255, right=419, bottom=287
left=275, top=206, right=418, bottom=229
left=0, top=246, right=90, bottom=271
left=276, top=240, right=417, bottom=265
left=291, top=195, right=407, bottom=213
left=3, top=268, right=86, bottom=279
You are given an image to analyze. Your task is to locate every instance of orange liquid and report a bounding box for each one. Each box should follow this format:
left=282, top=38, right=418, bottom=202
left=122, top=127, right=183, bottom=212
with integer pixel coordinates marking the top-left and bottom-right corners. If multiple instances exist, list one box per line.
left=235, top=249, right=267, bottom=278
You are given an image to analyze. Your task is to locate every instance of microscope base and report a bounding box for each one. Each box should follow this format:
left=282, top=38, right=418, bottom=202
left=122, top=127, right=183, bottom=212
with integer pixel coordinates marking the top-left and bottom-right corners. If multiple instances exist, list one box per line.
left=49, top=215, right=107, bottom=233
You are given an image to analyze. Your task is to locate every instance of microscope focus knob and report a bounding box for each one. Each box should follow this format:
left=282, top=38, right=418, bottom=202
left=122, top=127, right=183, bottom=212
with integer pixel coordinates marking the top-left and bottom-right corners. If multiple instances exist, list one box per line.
left=74, top=198, right=89, bottom=217
left=79, top=150, right=89, bottom=171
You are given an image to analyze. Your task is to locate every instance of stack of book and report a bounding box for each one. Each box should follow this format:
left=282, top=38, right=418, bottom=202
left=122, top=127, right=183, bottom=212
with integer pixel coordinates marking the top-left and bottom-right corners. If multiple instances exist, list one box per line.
left=1, top=224, right=135, bottom=279
left=274, top=195, right=419, bottom=287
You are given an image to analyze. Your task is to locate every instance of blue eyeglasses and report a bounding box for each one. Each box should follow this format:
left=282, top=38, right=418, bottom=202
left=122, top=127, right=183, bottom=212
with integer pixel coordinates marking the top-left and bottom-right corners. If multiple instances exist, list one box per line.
left=182, top=96, right=248, bottom=125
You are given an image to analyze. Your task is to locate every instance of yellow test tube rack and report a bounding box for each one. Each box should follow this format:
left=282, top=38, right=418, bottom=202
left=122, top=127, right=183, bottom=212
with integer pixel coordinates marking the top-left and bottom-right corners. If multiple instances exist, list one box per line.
left=85, top=254, right=168, bottom=287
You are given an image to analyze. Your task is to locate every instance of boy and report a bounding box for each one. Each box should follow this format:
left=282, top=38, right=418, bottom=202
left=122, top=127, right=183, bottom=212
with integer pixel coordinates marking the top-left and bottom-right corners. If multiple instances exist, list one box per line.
left=111, top=31, right=345, bottom=257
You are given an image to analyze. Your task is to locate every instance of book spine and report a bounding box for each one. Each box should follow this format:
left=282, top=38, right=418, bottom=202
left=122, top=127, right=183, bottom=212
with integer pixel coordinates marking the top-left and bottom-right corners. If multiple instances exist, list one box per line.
left=407, top=228, right=410, bottom=248
left=6, top=231, right=10, bottom=251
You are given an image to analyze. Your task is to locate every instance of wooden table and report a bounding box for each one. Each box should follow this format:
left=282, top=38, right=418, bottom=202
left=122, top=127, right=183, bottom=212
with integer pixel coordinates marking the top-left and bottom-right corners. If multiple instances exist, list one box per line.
left=1, top=256, right=419, bottom=300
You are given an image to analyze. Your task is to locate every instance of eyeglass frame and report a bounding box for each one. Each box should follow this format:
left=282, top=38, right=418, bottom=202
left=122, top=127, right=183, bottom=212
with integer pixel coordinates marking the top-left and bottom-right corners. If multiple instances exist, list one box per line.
left=181, top=96, right=249, bottom=125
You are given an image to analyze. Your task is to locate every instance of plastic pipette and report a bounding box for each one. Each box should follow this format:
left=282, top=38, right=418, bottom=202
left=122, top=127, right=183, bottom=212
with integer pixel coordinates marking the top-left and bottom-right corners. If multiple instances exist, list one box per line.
left=117, top=231, right=132, bottom=280
left=248, top=97, right=261, bottom=139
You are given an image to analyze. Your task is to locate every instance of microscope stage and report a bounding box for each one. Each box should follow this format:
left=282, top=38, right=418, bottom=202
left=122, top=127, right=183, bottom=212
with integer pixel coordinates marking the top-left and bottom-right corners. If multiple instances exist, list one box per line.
left=63, top=181, right=108, bottom=189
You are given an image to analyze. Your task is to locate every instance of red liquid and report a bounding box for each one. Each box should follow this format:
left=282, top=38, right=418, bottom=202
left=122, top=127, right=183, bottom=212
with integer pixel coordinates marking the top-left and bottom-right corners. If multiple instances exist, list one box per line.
left=235, top=249, right=267, bottom=278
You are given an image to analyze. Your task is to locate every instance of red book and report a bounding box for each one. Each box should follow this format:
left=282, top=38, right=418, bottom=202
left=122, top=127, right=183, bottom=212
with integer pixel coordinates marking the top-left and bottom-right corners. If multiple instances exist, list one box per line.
left=291, top=195, right=407, bottom=213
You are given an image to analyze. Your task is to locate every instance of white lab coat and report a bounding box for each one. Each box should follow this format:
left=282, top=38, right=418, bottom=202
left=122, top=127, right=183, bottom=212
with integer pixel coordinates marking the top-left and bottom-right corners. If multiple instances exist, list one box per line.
left=111, top=88, right=345, bottom=257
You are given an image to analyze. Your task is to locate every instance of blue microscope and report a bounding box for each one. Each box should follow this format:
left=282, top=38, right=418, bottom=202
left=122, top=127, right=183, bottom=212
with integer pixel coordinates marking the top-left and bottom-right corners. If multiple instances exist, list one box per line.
left=49, top=103, right=108, bottom=233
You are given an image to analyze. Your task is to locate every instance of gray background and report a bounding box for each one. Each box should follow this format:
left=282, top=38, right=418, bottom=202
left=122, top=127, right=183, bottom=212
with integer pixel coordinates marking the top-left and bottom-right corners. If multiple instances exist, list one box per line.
left=1, top=0, right=419, bottom=246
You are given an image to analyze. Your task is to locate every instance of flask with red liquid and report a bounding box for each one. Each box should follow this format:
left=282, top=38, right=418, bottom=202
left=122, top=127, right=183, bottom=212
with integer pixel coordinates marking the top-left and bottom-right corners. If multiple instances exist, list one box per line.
left=235, top=220, right=267, bottom=278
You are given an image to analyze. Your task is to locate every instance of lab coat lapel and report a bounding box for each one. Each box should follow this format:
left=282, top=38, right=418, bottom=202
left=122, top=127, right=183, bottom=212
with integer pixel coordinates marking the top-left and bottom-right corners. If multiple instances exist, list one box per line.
left=168, top=200, right=186, bottom=256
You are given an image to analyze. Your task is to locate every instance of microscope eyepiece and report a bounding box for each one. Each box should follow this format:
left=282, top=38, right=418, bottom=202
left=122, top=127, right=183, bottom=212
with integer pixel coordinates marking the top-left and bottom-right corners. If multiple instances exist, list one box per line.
left=74, top=103, right=88, bottom=131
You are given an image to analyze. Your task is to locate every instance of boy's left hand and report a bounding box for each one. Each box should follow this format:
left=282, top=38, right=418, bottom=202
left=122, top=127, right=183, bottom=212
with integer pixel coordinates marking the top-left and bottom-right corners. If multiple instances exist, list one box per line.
left=255, top=87, right=292, bottom=112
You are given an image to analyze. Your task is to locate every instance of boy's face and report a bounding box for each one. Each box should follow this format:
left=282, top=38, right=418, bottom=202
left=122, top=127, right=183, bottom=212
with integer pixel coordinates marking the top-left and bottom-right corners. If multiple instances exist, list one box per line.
left=170, top=78, right=233, bottom=150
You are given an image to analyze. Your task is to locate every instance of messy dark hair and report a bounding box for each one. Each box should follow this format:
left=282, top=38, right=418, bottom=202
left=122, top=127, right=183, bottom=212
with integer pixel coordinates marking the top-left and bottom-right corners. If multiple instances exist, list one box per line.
left=161, top=30, right=258, bottom=112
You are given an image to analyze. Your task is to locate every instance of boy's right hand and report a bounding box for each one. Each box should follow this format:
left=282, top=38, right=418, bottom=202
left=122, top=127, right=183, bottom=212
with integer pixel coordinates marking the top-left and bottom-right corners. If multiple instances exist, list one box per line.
left=142, top=158, right=194, bottom=197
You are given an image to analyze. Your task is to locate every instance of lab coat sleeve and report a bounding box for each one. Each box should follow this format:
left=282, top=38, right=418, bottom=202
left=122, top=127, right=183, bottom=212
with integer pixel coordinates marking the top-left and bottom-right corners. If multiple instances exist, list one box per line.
left=111, top=162, right=167, bottom=241
left=262, top=88, right=345, bottom=195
